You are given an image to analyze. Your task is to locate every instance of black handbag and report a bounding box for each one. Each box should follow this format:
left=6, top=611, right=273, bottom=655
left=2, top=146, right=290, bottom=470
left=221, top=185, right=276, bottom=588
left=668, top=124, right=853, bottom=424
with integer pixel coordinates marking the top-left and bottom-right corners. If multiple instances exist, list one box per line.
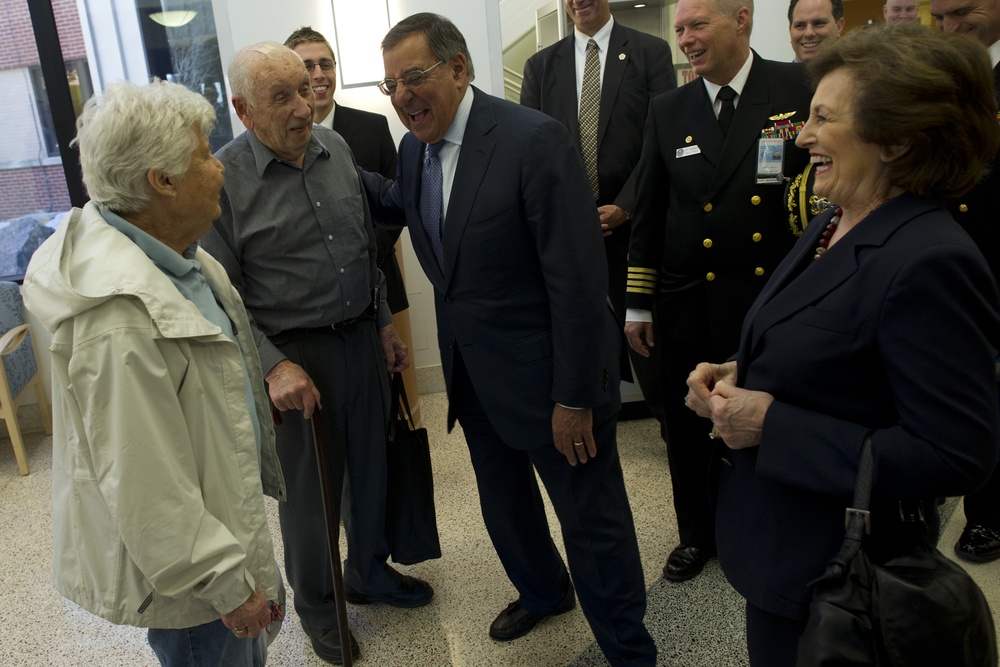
left=385, top=373, right=442, bottom=565
left=797, top=435, right=997, bottom=666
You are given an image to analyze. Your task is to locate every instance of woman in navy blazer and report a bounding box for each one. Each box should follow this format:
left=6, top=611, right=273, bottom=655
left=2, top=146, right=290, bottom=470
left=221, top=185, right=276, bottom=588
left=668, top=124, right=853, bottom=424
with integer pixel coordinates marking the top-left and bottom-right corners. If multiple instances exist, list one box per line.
left=686, top=27, right=1000, bottom=665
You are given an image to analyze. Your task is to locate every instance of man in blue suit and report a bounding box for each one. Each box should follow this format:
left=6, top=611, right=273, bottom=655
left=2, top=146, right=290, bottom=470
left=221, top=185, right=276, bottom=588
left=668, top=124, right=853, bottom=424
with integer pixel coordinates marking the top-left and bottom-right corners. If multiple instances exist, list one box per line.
left=362, top=12, right=655, bottom=667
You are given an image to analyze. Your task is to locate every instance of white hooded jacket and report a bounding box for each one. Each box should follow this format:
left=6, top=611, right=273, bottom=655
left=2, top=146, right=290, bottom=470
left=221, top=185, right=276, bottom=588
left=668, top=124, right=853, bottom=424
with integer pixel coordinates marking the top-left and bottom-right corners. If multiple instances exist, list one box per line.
left=23, top=202, right=284, bottom=629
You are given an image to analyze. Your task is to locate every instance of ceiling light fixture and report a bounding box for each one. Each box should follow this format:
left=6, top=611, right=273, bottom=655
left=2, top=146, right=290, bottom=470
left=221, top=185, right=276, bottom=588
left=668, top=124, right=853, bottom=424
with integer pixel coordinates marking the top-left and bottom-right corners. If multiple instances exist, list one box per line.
left=149, top=10, right=197, bottom=27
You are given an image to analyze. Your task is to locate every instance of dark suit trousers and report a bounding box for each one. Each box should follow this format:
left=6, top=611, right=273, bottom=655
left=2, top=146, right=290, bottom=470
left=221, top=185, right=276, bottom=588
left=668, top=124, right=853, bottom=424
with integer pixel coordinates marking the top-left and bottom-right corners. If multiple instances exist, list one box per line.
left=964, top=464, right=1000, bottom=527
left=606, top=226, right=664, bottom=427
left=658, top=332, right=719, bottom=552
left=268, top=323, right=392, bottom=629
left=745, top=601, right=807, bottom=667
left=451, top=354, right=656, bottom=666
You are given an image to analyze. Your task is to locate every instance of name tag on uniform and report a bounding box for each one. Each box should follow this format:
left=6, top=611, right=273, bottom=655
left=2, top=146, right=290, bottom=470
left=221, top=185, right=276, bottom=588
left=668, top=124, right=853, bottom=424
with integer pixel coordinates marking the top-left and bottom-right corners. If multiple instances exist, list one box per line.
left=676, top=145, right=701, bottom=158
left=756, top=138, right=785, bottom=185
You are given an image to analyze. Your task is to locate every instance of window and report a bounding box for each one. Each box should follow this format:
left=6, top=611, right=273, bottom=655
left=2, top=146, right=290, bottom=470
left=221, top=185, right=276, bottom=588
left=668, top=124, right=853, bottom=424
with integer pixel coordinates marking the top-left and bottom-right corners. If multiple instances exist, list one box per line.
left=0, top=0, right=231, bottom=279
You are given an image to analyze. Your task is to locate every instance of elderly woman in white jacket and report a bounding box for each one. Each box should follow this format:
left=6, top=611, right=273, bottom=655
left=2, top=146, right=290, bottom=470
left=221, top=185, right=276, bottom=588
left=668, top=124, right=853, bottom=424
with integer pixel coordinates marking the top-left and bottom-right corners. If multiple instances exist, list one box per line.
left=23, top=79, right=284, bottom=667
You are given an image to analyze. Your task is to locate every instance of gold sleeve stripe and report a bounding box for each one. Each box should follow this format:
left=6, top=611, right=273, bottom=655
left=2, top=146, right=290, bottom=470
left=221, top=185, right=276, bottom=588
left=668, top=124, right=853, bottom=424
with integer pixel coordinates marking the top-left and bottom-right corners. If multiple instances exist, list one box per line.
left=628, top=267, right=657, bottom=294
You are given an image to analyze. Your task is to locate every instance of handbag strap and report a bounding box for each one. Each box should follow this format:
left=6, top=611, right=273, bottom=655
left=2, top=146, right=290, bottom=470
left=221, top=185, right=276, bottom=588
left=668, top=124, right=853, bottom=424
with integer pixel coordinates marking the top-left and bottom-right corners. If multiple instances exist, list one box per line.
left=390, top=372, right=417, bottom=429
left=849, top=434, right=874, bottom=524
left=826, top=434, right=875, bottom=576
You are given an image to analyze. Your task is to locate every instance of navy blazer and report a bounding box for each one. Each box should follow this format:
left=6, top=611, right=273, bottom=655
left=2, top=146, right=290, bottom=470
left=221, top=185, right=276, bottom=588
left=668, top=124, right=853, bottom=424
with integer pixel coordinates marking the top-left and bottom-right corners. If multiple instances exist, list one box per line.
left=717, top=193, right=1000, bottom=619
left=363, top=88, right=620, bottom=448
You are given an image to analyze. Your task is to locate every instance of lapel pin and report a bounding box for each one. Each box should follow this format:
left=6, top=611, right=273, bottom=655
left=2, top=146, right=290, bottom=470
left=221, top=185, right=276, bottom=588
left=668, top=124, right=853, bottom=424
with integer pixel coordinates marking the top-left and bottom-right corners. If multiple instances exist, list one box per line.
left=619, top=53, right=626, bottom=60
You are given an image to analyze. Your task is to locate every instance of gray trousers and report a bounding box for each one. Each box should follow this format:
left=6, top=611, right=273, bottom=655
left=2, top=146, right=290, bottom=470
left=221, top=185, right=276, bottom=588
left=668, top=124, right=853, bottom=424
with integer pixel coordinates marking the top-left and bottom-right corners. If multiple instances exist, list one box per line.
left=268, top=322, right=391, bottom=629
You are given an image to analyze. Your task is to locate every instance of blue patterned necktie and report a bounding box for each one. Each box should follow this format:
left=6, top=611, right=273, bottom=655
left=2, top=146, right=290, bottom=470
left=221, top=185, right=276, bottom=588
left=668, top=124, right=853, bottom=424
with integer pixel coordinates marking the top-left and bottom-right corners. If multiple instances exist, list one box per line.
left=420, top=141, right=445, bottom=269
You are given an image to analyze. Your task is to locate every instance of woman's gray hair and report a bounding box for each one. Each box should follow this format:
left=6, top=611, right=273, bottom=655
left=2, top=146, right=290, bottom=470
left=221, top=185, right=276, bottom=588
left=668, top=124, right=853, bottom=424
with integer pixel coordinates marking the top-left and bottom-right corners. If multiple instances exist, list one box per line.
left=381, top=13, right=475, bottom=81
left=74, top=79, right=216, bottom=215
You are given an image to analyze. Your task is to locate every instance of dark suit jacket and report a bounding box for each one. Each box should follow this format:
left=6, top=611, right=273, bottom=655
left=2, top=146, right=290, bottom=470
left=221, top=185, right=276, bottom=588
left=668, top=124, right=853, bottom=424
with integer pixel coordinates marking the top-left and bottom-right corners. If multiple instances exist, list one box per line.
left=332, top=104, right=397, bottom=178
left=627, top=53, right=812, bottom=356
left=947, top=64, right=1000, bottom=282
left=520, top=22, right=674, bottom=215
left=332, top=104, right=407, bottom=313
left=363, top=87, right=619, bottom=448
left=719, top=194, right=1000, bottom=619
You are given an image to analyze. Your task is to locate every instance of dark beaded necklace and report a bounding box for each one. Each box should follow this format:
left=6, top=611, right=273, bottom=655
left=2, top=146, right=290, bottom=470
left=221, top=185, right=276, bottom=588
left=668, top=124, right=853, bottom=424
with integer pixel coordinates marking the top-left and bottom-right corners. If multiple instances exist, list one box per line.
left=813, top=208, right=843, bottom=261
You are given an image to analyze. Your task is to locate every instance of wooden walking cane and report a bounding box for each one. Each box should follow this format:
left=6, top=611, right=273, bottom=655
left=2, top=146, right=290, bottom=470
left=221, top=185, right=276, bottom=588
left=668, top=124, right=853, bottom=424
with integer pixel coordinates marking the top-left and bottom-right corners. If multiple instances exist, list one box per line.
left=308, top=407, right=354, bottom=667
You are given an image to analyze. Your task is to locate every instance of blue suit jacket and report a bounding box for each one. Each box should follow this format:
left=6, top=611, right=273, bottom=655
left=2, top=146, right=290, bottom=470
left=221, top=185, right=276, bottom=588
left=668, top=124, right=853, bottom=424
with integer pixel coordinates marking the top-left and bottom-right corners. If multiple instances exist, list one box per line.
left=364, top=87, right=620, bottom=448
left=717, top=193, right=1000, bottom=619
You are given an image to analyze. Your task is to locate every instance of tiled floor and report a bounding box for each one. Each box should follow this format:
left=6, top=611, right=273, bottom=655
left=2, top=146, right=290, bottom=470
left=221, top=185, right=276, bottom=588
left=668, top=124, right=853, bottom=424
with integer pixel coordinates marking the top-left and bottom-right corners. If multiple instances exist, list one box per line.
left=2, top=392, right=999, bottom=666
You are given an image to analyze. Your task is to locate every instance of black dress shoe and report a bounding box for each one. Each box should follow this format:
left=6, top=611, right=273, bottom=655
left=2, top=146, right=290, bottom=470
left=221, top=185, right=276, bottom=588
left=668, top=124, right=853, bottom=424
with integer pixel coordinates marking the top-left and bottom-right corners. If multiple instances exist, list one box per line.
left=664, top=544, right=712, bottom=582
left=489, top=585, right=576, bottom=641
left=301, top=625, right=360, bottom=665
left=955, top=523, right=1000, bottom=563
left=344, top=565, right=434, bottom=608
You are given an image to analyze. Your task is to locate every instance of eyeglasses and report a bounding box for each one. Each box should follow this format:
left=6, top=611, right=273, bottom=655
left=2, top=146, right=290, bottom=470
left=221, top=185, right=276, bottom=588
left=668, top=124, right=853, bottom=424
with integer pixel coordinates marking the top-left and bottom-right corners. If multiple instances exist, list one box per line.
left=303, top=59, right=335, bottom=72
left=377, top=61, right=445, bottom=95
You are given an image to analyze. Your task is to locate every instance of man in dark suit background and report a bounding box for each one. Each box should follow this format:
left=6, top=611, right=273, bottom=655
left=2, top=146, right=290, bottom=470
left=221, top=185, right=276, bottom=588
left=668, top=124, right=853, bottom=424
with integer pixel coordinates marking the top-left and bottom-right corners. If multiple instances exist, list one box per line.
left=285, top=27, right=408, bottom=314
left=930, top=0, right=1000, bottom=563
left=362, top=12, right=655, bottom=666
left=624, top=0, right=812, bottom=583
left=520, top=0, right=674, bottom=426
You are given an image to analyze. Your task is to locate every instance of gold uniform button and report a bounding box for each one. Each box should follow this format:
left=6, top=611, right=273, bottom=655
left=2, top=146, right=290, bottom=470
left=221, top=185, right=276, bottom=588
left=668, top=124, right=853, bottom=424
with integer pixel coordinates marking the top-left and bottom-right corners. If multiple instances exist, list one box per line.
left=703, top=239, right=713, bottom=248
left=752, top=233, right=762, bottom=242
left=751, top=196, right=761, bottom=205
left=755, top=267, right=765, bottom=276
left=685, top=135, right=693, bottom=144
left=959, top=204, right=969, bottom=213
left=703, top=203, right=713, bottom=213
left=706, top=272, right=716, bottom=281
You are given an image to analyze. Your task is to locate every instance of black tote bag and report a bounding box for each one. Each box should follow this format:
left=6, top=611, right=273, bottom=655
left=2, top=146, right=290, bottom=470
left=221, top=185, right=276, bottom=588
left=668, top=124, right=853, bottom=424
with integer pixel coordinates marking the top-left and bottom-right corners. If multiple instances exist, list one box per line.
left=385, top=373, right=442, bottom=565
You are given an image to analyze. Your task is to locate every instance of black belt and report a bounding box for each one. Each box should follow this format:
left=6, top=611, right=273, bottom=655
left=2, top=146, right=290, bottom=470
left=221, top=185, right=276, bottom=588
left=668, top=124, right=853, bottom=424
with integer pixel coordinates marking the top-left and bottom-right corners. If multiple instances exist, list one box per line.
left=280, top=313, right=375, bottom=338
left=331, top=312, right=375, bottom=330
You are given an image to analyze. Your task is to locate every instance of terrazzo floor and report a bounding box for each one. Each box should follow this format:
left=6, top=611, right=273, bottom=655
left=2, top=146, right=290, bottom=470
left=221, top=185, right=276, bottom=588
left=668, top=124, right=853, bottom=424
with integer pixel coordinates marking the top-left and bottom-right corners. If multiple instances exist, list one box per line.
left=2, top=391, right=999, bottom=666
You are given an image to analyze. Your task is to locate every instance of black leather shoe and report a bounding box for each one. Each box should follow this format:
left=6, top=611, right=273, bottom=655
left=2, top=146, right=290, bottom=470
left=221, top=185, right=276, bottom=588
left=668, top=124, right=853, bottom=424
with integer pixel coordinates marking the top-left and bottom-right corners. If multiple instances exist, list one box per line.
left=344, top=566, right=434, bottom=608
left=664, top=545, right=712, bottom=582
left=955, top=523, right=1000, bottom=563
left=301, top=625, right=360, bottom=665
left=489, top=585, right=576, bottom=641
